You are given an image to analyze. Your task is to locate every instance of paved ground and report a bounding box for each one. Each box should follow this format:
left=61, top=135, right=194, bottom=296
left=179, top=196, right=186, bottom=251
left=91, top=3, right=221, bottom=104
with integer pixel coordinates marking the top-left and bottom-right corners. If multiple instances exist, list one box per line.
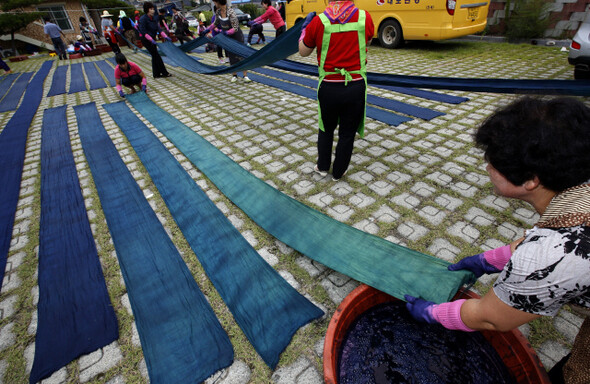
left=0, top=31, right=585, bottom=383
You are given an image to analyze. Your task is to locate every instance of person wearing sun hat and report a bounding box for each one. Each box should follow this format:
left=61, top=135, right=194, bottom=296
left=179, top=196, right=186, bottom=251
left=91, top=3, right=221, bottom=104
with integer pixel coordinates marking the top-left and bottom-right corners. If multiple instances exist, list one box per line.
left=101, top=10, right=121, bottom=53
left=74, top=35, right=93, bottom=55
left=117, top=10, right=138, bottom=46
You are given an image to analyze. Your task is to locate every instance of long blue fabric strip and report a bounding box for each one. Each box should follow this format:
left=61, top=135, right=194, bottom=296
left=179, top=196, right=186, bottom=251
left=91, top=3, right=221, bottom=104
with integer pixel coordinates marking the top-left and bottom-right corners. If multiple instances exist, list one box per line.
left=253, top=67, right=443, bottom=120
left=0, top=73, right=19, bottom=101
left=30, top=105, right=119, bottom=384
left=0, top=61, right=52, bottom=293
left=103, top=100, right=323, bottom=368
left=83, top=62, right=107, bottom=90
left=95, top=60, right=116, bottom=86
left=47, top=66, right=68, bottom=96
left=246, top=72, right=411, bottom=126
left=169, top=24, right=590, bottom=96
left=127, top=92, right=473, bottom=304
left=68, top=63, right=86, bottom=94
left=73, top=102, right=234, bottom=384
left=0, top=72, right=33, bottom=112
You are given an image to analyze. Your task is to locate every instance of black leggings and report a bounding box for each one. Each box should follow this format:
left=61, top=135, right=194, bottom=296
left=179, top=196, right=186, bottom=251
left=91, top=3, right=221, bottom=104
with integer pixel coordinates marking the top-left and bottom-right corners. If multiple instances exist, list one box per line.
left=317, top=80, right=366, bottom=179
left=121, top=74, right=142, bottom=88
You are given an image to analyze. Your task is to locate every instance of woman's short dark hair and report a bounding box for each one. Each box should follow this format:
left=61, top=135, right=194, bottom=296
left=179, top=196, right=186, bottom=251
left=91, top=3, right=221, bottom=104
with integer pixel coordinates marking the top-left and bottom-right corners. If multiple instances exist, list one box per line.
left=216, top=0, right=227, bottom=6
left=143, top=2, right=154, bottom=14
left=79, top=17, right=87, bottom=23
left=475, top=96, right=590, bottom=192
left=261, top=0, right=272, bottom=6
left=115, top=53, right=128, bottom=66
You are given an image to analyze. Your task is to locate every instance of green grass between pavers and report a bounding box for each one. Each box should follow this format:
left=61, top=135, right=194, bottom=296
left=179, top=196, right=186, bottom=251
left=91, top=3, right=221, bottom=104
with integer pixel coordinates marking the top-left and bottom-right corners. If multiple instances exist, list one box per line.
left=0, top=41, right=583, bottom=382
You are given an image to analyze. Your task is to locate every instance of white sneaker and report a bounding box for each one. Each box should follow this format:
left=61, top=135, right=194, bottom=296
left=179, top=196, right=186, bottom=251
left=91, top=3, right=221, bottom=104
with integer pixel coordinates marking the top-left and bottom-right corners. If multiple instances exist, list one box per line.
left=219, top=58, right=225, bottom=64
left=243, top=76, right=251, bottom=83
left=332, top=169, right=348, bottom=181
left=246, top=43, right=251, bottom=47
left=231, top=76, right=238, bottom=83
left=223, top=58, right=229, bottom=63
left=314, top=165, right=328, bottom=177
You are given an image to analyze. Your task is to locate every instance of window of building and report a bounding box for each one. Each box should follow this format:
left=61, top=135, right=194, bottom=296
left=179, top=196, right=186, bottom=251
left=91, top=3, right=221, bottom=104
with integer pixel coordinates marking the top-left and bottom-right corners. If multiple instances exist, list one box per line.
left=38, top=5, right=73, bottom=31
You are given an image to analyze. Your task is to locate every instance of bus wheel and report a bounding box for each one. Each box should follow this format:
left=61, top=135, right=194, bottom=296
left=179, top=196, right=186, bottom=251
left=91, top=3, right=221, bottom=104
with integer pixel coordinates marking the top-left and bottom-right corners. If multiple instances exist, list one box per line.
left=378, top=20, right=403, bottom=49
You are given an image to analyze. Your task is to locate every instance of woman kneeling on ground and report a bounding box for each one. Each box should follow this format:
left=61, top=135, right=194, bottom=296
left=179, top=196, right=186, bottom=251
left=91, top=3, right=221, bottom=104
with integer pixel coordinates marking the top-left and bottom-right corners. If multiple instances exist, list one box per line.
left=114, top=53, right=147, bottom=97
left=405, top=96, right=590, bottom=384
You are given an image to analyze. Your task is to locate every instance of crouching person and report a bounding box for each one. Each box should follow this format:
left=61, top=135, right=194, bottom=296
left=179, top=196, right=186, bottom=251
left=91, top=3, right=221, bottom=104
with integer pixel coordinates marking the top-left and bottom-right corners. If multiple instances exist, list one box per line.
left=114, top=53, right=147, bottom=97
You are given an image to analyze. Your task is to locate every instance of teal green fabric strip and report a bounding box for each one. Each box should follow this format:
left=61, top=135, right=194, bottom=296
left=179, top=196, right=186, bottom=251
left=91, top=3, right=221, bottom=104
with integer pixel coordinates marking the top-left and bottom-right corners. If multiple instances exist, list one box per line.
left=127, top=93, right=473, bottom=303
left=103, top=100, right=323, bottom=368
left=73, top=102, right=234, bottom=383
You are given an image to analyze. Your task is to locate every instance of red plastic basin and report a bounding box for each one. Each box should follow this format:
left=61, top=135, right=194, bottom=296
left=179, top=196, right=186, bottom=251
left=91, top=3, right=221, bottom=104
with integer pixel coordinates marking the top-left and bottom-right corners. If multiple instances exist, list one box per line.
left=324, top=284, right=551, bottom=384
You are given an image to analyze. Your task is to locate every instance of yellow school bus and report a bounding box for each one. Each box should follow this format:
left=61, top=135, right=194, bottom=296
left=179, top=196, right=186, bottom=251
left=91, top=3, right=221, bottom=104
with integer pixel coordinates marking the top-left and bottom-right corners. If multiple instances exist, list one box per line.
left=286, top=0, right=490, bottom=48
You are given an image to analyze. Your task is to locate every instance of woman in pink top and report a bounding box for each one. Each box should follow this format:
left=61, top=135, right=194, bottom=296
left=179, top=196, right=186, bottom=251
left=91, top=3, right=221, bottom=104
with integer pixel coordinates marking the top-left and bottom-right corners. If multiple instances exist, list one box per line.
left=114, top=53, right=148, bottom=97
left=253, top=0, right=286, bottom=37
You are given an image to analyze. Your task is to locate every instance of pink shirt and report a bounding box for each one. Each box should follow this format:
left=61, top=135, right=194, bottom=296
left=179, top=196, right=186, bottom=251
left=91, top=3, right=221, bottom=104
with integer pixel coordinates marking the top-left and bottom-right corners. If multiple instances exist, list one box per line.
left=255, top=6, right=285, bottom=30
left=114, top=61, right=143, bottom=79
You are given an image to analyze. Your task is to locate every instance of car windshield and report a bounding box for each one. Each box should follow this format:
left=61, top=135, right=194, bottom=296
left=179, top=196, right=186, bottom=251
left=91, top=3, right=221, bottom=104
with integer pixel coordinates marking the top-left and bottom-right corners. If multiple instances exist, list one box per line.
left=234, top=9, right=244, bottom=14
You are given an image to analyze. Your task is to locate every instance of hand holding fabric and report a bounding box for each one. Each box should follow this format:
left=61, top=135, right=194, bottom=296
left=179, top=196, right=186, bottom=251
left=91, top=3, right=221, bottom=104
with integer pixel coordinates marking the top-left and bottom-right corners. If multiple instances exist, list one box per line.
left=225, top=28, right=235, bottom=36
left=301, top=12, right=316, bottom=30
left=119, top=90, right=125, bottom=98
left=404, top=295, right=437, bottom=324
left=448, top=245, right=511, bottom=277
left=141, top=84, right=146, bottom=92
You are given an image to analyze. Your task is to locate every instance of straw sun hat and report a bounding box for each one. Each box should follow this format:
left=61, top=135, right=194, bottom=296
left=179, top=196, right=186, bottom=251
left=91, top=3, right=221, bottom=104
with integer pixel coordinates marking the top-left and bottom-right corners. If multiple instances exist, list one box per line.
left=101, top=10, right=113, bottom=17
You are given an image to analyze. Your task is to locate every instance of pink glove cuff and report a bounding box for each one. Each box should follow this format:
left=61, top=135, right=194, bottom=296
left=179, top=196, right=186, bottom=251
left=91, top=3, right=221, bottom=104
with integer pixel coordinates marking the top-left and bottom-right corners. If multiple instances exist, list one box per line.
left=483, top=245, right=511, bottom=271
left=141, top=77, right=147, bottom=86
left=115, top=84, right=122, bottom=92
left=299, top=29, right=306, bottom=42
left=145, top=34, right=154, bottom=43
left=226, top=28, right=235, bottom=35
left=431, top=299, right=476, bottom=332
left=161, top=31, right=168, bottom=39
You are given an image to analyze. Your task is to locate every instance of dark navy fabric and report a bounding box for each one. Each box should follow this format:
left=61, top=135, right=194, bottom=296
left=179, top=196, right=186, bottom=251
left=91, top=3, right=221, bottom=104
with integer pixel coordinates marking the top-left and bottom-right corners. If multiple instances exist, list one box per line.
left=73, top=102, right=233, bottom=384
left=0, top=73, right=19, bottom=100
left=68, top=63, right=86, bottom=94
left=0, top=72, right=33, bottom=112
left=127, top=92, right=473, bottom=304
left=104, top=98, right=323, bottom=369
left=47, top=65, right=68, bottom=96
left=0, top=61, right=52, bottom=293
left=95, top=60, right=116, bottom=86
left=246, top=73, right=411, bottom=126
left=31, top=105, right=118, bottom=384
left=83, top=62, right=107, bottom=90
left=253, top=67, right=443, bottom=120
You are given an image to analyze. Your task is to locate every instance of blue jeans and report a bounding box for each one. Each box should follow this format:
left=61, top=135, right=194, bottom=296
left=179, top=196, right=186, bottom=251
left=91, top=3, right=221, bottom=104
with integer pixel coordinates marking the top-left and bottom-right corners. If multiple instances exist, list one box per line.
left=51, top=37, right=66, bottom=58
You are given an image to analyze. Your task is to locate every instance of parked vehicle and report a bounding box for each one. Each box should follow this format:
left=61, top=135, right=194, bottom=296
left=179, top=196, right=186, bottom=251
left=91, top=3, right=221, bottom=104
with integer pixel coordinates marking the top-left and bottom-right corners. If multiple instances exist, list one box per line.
left=234, top=8, right=251, bottom=25
left=185, top=15, right=199, bottom=27
left=285, top=0, right=490, bottom=48
left=569, top=12, right=590, bottom=80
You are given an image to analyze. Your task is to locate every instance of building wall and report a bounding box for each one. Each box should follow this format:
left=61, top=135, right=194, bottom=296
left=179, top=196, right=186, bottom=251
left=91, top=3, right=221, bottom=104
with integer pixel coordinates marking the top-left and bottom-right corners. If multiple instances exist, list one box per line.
left=487, top=0, right=590, bottom=38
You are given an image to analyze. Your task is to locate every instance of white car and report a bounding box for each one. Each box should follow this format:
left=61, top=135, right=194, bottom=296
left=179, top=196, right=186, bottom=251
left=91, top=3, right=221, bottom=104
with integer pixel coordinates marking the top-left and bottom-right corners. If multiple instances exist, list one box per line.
left=569, top=13, right=590, bottom=79
left=185, top=15, right=199, bottom=28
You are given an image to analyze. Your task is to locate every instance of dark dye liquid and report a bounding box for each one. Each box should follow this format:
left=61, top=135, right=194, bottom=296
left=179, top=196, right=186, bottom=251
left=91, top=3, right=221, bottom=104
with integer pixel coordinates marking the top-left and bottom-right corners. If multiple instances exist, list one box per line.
left=338, top=302, right=516, bottom=384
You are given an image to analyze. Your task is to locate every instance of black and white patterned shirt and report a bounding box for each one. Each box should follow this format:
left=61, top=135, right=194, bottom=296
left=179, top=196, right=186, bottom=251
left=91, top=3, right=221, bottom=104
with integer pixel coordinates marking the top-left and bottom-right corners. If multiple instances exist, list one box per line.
left=493, top=225, right=590, bottom=316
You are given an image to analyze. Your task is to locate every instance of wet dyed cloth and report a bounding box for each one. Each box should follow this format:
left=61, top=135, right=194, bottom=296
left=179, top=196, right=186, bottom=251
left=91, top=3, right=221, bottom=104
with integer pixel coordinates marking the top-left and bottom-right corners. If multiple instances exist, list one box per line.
left=339, top=302, right=514, bottom=384
left=0, top=72, right=33, bottom=112
left=126, top=92, right=472, bottom=304
left=109, top=97, right=323, bottom=368
left=74, top=102, right=234, bottom=383
left=0, top=61, right=52, bottom=293
left=47, top=66, right=68, bottom=96
left=30, top=106, right=118, bottom=384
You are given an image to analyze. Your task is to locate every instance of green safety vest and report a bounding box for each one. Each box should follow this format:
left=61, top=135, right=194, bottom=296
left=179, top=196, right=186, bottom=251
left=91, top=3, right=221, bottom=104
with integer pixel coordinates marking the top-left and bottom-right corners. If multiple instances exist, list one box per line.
left=317, top=10, right=368, bottom=137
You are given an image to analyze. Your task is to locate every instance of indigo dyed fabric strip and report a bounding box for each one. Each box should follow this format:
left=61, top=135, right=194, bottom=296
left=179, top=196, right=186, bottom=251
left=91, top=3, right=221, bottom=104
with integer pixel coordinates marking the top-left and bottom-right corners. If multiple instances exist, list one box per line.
left=73, top=102, right=233, bottom=384
left=253, top=67, right=443, bottom=120
left=128, top=92, right=473, bottom=304
left=0, top=72, right=33, bottom=112
left=0, top=73, right=19, bottom=100
left=104, top=100, right=323, bottom=369
left=246, top=73, right=411, bottom=126
left=0, top=61, right=52, bottom=292
left=31, top=105, right=119, bottom=384
left=47, top=66, right=68, bottom=96
left=83, top=62, right=107, bottom=90
left=95, top=60, right=116, bottom=86
left=68, top=63, right=86, bottom=94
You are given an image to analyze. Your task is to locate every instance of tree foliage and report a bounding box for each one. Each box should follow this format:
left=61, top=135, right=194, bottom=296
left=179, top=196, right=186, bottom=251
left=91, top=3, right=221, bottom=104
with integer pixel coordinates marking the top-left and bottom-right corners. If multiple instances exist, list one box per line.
left=504, top=0, right=553, bottom=40
left=81, top=0, right=131, bottom=11
left=0, top=0, right=45, bottom=54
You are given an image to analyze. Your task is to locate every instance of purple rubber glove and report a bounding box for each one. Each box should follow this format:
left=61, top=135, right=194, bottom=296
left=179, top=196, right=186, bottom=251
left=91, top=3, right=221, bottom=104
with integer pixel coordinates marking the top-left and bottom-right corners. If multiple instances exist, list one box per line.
left=141, top=84, right=146, bottom=92
left=404, top=295, right=437, bottom=324
left=448, top=245, right=511, bottom=277
left=301, top=11, right=316, bottom=30
left=448, top=254, right=497, bottom=278
left=118, top=90, right=125, bottom=98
